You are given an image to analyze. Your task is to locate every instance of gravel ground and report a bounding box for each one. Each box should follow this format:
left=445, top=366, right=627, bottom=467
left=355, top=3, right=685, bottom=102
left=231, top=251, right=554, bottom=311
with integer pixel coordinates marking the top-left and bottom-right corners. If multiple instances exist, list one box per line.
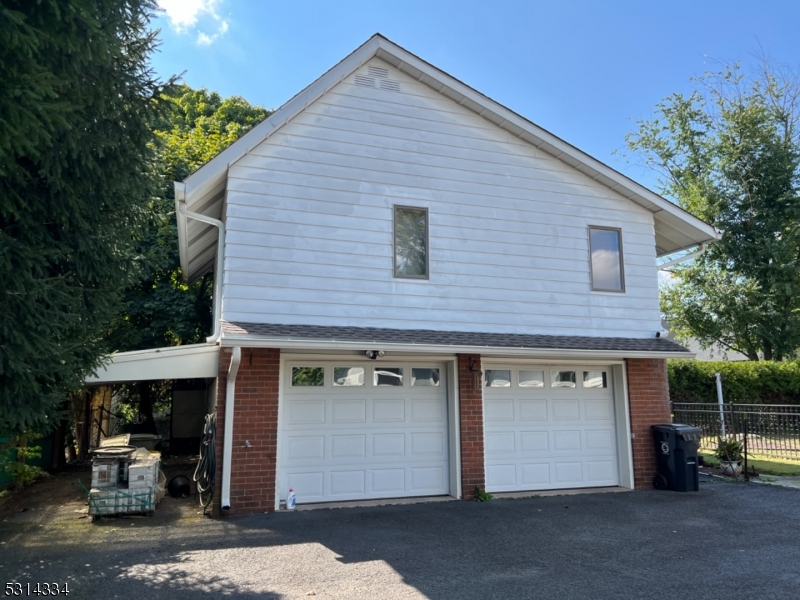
left=1, top=478, right=799, bottom=599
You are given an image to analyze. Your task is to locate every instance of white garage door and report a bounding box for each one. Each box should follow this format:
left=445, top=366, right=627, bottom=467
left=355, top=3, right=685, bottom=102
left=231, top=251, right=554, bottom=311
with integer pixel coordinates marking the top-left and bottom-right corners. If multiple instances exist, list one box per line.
left=484, top=365, right=619, bottom=493
left=279, top=360, right=449, bottom=505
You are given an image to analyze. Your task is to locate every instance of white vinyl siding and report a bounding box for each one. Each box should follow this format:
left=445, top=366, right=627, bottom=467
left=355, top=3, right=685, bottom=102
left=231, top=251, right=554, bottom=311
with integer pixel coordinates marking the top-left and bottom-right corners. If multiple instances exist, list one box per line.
left=222, top=58, right=660, bottom=338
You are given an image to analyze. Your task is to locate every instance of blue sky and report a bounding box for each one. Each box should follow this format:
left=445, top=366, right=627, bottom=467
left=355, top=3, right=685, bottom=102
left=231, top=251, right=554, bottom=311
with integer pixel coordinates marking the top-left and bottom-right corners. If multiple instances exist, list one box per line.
left=152, top=0, right=800, bottom=194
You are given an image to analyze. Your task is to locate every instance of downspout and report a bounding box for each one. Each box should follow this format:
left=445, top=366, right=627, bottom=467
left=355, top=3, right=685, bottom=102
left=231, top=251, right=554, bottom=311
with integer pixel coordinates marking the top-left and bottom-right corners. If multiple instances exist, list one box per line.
left=221, top=346, right=241, bottom=511
left=174, top=181, right=225, bottom=343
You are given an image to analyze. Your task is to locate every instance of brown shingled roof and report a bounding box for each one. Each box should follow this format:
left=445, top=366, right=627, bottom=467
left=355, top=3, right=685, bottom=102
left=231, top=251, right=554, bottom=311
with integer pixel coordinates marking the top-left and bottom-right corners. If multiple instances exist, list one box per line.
left=221, top=321, right=690, bottom=354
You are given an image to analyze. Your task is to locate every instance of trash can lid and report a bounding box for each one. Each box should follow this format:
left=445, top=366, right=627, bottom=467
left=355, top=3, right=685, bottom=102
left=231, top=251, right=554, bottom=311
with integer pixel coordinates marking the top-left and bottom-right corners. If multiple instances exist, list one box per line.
left=651, top=423, right=679, bottom=432
left=672, top=424, right=702, bottom=434
left=651, top=424, right=703, bottom=440
left=89, top=445, right=136, bottom=457
left=651, top=423, right=701, bottom=431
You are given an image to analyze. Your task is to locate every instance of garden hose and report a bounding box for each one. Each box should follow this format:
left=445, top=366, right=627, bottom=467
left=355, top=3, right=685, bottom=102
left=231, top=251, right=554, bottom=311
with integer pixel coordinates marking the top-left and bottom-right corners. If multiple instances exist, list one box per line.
left=193, top=413, right=216, bottom=513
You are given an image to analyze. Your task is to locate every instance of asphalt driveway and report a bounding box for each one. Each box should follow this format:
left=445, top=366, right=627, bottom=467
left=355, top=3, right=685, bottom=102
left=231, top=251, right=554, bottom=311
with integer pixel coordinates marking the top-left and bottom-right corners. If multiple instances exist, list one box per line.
left=1, top=480, right=799, bottom=599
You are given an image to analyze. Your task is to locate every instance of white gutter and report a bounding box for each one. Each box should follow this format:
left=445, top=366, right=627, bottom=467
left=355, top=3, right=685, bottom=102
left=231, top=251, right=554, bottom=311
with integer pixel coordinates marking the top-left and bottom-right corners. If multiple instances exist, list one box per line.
left=658, top=243, right=708, bottom=270
left=221, top=346, right=241, bottom=511
left=174, top=181, right=225, bottom=342
left=218, top=335, right=694, bottom=360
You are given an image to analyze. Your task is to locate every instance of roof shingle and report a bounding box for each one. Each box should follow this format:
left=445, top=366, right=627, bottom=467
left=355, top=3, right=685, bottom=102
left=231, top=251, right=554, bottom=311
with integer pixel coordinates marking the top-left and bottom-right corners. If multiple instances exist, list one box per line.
left=221, top=321, right=690, bottom=354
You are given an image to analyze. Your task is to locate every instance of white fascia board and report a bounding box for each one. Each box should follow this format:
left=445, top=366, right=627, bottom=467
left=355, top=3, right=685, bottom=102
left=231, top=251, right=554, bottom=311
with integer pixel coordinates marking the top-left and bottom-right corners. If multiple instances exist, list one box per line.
left=219, top=334, right=694, bottom=361
left=85, top=344, right=219, bottom=384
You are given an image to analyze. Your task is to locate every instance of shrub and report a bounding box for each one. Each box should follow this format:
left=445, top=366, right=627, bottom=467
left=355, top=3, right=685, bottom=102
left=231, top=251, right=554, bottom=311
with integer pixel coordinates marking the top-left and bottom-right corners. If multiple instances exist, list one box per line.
left=668, top=360, right=800, bottom=404
left=714, top=437, right=743, bottom=462
left=0, top=436, right=48, bottom=491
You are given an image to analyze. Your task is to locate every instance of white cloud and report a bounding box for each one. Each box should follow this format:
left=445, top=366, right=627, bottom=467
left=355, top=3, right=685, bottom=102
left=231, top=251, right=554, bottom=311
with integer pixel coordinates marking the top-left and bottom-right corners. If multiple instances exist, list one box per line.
left=158, top=0, right=229, bottom=45
left=197, top=19, right=228, bottom=45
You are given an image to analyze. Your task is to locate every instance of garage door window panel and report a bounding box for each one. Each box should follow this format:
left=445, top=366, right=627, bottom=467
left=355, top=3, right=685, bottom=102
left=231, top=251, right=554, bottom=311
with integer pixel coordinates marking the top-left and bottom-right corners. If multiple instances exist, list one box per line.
left=485, top=370, right=511, bottom=387
left=292, top=366, right=325, bottom=387
left=333, top=367, right=365, bottom=387
left=550, top=370, right=577, bottom=388
left=374, top=367, right=404, bottom=386
left=412, top=368, right=440, bottom=387
left=583, top=370, right=608, bottom=388
left=519, top=370, right=544, bottom=388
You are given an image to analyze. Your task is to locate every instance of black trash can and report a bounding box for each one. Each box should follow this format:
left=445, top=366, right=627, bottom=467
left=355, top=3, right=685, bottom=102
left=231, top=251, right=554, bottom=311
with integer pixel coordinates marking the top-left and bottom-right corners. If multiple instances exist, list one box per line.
left=651, top=424, right=702, bottom=492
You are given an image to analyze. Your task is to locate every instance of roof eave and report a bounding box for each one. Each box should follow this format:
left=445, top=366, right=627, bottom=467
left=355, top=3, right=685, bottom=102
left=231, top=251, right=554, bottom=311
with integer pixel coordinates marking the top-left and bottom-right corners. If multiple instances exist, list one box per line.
left=371, top=36, right=721, bottom=251
left=218, top=333, right=694, bottom=360
left=178, top=32, right=721, bottom=277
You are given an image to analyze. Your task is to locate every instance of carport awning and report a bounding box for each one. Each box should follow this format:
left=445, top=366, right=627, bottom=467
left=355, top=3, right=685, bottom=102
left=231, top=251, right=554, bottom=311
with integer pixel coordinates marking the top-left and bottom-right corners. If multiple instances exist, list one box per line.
left=85, top=344, right=219, bottom=384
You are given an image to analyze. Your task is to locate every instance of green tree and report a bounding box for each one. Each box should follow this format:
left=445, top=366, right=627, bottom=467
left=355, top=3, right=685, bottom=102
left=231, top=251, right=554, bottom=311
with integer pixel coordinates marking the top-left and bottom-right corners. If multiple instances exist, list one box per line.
left=106, top=86, right=269, bottom=430
left=0, top=0, right=167, bottom=435
left=625, top=60, right=800, bottom=361
left=110, top=85, right=270, bottom=352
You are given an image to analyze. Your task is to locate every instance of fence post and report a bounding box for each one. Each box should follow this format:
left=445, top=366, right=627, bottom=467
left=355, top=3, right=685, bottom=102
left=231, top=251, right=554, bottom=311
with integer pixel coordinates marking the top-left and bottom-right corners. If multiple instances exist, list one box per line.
left=743, top=415, right=749, bottom=481
left=716, top=373, right=726, bottom=436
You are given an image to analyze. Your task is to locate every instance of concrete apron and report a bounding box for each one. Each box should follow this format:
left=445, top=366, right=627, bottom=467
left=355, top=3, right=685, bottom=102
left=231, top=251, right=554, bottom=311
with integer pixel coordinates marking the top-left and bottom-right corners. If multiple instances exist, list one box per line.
left=291, top=486, right=630, bottom=511
left=752, top=475, right=800, bottom=490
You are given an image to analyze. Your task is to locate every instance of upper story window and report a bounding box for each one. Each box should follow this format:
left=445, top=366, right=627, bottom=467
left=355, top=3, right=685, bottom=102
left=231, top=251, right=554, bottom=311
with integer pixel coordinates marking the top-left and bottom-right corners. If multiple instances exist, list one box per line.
left=394, top=206, right=428, bottom=279
left=589, top=226, right=625, bottom=292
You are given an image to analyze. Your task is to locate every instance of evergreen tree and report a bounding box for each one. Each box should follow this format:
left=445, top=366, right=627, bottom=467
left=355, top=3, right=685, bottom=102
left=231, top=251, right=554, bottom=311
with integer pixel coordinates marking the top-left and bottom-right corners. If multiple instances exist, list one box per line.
left=0, top=0, right=167, bottom=434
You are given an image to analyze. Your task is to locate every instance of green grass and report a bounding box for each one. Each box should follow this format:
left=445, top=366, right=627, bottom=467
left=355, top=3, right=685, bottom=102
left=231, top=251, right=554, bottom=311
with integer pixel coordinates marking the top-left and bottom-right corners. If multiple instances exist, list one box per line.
left=700, top=451, right=800, bottom=476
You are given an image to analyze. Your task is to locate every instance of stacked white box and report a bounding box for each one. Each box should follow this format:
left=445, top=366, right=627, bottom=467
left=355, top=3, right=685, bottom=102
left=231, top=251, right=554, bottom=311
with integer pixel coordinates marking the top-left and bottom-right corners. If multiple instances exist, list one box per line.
left=88, top=488, right=118, bottom=516
left=127, top=488, right=154, bottom=513
left=91, top=460, right=118, bottom=488
left=128, top=461, right=157, bottom=489
left=87, top=448, right=160, bottom=516
left=113, top=490, right=130, bottom=514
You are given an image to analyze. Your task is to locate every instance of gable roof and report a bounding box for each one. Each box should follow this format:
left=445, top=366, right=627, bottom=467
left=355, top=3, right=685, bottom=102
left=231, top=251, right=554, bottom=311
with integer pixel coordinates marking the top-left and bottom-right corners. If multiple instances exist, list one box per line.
left=176, top=33, right=721, bottom=283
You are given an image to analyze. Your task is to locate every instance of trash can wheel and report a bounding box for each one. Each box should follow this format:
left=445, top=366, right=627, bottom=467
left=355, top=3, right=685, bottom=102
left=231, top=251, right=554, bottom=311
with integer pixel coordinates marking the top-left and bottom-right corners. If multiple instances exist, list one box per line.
left=653, top=474, right=669, bottom=490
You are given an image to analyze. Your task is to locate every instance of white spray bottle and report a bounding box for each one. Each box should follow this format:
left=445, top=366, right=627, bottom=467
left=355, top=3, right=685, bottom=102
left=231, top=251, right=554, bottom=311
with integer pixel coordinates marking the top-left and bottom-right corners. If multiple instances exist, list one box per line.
left=287, top=488, right=297, bottom=510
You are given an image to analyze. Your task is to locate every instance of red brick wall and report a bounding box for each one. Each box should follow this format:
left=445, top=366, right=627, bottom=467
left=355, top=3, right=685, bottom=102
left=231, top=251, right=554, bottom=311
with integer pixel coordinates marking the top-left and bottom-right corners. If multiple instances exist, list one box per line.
left=215, top=347, right=280, bottom=515
left=457, top=354, right=485, bottom=500
left=626, top=358, right=671, bottom=490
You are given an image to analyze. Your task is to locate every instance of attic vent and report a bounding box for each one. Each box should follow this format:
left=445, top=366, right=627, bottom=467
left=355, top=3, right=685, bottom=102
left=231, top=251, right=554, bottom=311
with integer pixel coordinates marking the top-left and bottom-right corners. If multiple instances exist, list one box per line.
left=368, top=66, right=389, bottom=78
left=354, top=75, right=376, bottom=88
left=379, top=79, right=401, bottom=92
